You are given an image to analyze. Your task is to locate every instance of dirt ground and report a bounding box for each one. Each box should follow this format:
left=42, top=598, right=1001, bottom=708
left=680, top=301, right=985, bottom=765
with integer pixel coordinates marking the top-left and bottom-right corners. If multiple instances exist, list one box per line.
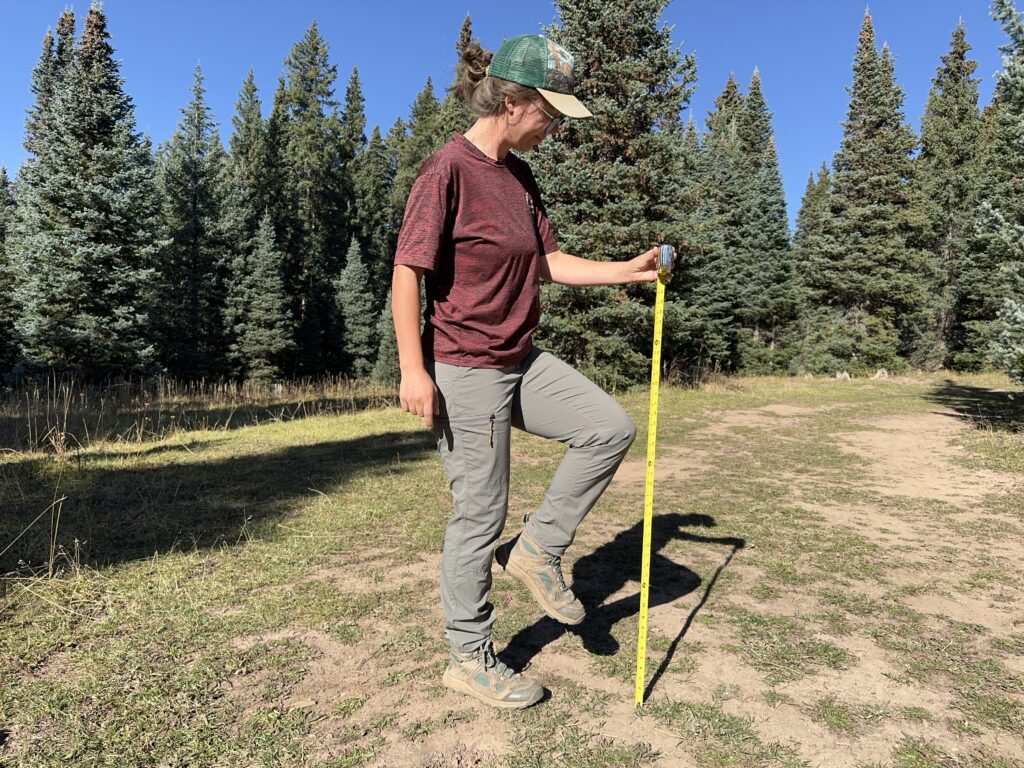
left=224, top=399, right=1024, bottom=767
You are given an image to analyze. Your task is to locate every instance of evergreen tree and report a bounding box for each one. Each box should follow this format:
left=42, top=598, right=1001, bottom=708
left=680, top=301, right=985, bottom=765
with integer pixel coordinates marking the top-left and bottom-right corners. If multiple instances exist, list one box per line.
left=222, top=71, right=268, bottom=375
left=0, top=167, right=17, bottom=374
left=680, top=76, right=749, bottom=373
left=382, top=116, right=408, bottom=277
left=153, top=64, right=230, bottom=379
left=335, top=241, right=377, bottom=377
left=436, top=16, right=476, bottom=140
left=391, top=78, right=442, bottom=216
left=985, top=0, right=1024, bottom=381
left=11, top=2, right=162, bottom=378
left=228, top=70, right=270, bottom=226
left=804, top=13, right=930, bottom=373
left=230, top=214, right=295, bottom=381
left=279, top=23, right=349, bottom=375
left=352, top=125, right=397, bottom=305
left=912, top=21, right=983, bottom=368
left=531, top=0, right=697, bottom=387
left=734, top=71, right=793, bottom=372
left=371, top=289, right=399, bottom=385
left=340, top=67, right=367, bottom=162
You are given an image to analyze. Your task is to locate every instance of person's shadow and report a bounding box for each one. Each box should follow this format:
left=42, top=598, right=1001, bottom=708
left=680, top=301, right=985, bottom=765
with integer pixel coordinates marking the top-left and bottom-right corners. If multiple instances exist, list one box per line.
left=499, top=512, right=743, bottom=698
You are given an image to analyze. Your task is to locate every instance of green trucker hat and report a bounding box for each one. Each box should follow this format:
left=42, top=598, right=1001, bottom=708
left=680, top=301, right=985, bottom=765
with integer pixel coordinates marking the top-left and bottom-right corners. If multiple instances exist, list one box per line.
left=487, top=34, right=593, bottom=119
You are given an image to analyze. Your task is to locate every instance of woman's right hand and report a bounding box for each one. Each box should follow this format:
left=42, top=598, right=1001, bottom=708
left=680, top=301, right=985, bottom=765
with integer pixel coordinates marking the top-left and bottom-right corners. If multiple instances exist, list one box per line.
left=399, top=367, right=439, bottom=429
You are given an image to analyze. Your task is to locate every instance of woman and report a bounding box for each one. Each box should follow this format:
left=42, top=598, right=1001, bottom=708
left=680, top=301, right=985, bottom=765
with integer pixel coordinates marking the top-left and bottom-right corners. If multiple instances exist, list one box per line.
left=392, top=33, right=659, bottom=709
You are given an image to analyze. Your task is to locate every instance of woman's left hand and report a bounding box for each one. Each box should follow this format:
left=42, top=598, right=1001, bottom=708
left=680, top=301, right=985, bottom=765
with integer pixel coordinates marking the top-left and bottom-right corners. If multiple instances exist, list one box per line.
left=621, top=246, right=661, bottom=284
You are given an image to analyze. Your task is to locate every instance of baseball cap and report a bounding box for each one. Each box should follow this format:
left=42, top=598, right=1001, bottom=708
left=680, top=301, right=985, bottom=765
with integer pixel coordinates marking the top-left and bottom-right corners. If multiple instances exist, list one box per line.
left=487, top=34, right=593, bottom=119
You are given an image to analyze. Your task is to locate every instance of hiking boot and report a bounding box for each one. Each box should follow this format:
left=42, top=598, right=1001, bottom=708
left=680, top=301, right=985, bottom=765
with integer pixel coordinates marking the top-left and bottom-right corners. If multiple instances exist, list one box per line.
left=441, top=643, right=544, bottom=709
left=495, top=531, right=585, bottom=625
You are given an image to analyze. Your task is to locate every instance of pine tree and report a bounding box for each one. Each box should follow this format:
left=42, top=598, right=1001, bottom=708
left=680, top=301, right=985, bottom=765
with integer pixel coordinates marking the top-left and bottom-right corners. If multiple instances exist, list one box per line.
left=230, top=214, right=295, bottom=381
left=0, top=167, right=17, bottom=374
left=371, top=289, right=399, bottom=385
left=153, top=64, right=230, bottom=379
left=804, top=13, right=930, bottom=373
left=11, top=2, right=162, bottom=378
left=912, top=21, right=983, bottom=368
left=986, top=0, right=1024, bottom=381
left=352, top=125, right=397, bottom=306
left=279, top=23, right=349, bottom=375
left=335, top=241, right=377, bottom=377
left=531, top=0, right=697, bottom=387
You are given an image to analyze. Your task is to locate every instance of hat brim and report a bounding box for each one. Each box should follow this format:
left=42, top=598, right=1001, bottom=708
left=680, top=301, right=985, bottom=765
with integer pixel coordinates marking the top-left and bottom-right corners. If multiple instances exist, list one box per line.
left=536, top=88, right=593, bottom=119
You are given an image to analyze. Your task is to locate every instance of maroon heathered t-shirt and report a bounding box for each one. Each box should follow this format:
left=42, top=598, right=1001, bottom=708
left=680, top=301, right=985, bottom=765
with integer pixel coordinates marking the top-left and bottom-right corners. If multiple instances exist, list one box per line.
left=393, top=132, right=559, bottom=368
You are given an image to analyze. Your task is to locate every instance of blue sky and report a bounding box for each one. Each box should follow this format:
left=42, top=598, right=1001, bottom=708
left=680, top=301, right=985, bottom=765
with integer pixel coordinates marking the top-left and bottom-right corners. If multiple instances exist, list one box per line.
left=0, top=1, right=1013, bottom=228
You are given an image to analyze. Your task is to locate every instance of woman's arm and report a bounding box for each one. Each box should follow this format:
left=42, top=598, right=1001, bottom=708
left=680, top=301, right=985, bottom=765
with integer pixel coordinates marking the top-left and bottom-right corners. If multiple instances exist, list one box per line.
left=392, top=264, right=438, bottom=429
left=540, top=247, right=660, bottom=286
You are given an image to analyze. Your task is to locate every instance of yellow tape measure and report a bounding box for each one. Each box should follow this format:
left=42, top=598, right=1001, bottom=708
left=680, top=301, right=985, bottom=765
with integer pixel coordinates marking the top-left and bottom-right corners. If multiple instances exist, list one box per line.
left=635, top=244, right=674, bottom=707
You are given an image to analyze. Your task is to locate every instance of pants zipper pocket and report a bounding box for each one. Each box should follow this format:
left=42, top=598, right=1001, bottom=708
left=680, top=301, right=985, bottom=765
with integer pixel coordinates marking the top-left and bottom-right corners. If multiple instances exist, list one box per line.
left=489, top=415, right=495, bottom=448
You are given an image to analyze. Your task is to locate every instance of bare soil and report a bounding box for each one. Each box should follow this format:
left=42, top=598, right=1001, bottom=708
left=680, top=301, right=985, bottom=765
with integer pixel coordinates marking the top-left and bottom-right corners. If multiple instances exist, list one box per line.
left=224, top=402, right=1024, bottom=767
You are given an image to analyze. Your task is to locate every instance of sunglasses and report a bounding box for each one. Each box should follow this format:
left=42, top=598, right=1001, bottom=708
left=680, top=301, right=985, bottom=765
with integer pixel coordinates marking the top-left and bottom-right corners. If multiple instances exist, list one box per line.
left=534, top=101, right=566, bottom=133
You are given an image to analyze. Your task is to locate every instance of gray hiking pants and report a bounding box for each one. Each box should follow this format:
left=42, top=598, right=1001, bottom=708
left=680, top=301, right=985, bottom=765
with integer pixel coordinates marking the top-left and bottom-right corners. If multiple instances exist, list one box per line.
left=430, top=348, right=637, bottom=654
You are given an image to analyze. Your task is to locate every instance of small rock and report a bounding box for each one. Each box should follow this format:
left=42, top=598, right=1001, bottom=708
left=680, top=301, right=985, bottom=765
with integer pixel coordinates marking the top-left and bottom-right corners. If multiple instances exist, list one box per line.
left=871, top=369, right=889, bottom=380
left=835, top=371, right=851, bottom=380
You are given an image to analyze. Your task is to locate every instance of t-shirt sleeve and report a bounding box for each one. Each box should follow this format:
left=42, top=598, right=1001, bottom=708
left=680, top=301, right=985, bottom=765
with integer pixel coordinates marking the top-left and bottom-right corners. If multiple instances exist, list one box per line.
left=535, top=196, right=559, bottom=255
left=518, top=160, right=559, bottom=255
left=393, top=169, right=451, bottom=272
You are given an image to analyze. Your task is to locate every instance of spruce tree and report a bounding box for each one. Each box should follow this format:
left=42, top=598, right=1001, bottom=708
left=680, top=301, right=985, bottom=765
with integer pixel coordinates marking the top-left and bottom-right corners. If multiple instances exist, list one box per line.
left=986, top=0, right=1024, bottom=381
left=391, top=78, right=442, bottom=216
left=340, top=67, right=367, bottom=163
left=912, top=21, right=983, bottom=368
left=531, top=0, right=697, bottom=387
left=228, top=70, right=270, bottom=228
left=335, top=241, right=377, bottom=378
left=153, top=64, right=230, bottom=379
left=436, top=16, right=476, bottom=141
left=279, top=23, right=349, bottom=375
left=681, top=76, right=749, bottom=372
left=805, top=13, right=930, bottom=373
left=371, top=289, right=399, bottom=385
left=0, top=167, right=17, bottom=375
left=11, top=2, right=162, bottom=378
left=733, top=71, right=793, bottom=372
left=352, top=125, right=397, bottom=306
left=222, top=71, right=268, bottom=376
left=230, top=214, right=295, bottom=381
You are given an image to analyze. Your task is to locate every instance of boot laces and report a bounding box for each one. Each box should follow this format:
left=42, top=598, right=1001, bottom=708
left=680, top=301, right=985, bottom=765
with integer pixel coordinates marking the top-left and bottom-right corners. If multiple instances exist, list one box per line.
left=482, top=643, right=518, bottom=680
left=545, top=554, right=570, bottom=593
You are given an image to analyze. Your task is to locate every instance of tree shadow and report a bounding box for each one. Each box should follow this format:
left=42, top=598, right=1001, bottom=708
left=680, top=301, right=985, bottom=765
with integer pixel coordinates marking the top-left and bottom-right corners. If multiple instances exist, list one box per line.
left=923, top=378, right=1024, bottom=434
left=498, top=512, right=744, bottom=695
left=0, top=428, right=435, bottom=575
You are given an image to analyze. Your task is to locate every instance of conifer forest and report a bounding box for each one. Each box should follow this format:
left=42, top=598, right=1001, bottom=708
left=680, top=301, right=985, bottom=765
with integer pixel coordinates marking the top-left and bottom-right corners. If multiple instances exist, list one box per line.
left=1, top=0, right=1022, bottom=389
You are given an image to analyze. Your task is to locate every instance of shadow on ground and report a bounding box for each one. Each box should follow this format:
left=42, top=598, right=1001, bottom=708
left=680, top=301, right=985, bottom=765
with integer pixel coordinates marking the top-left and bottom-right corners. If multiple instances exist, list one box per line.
left=0, top=428, right=435, bottom=575
left=925, top=379, right=1024, bottom=433
left=499, top=513, right=744, bottom=698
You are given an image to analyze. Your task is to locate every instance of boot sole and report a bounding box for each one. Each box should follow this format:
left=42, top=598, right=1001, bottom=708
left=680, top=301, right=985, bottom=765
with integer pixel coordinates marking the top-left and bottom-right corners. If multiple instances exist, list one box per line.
left=504, top=558, right=586, bottom=626
left=442, top=668, right=543, bottom=709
